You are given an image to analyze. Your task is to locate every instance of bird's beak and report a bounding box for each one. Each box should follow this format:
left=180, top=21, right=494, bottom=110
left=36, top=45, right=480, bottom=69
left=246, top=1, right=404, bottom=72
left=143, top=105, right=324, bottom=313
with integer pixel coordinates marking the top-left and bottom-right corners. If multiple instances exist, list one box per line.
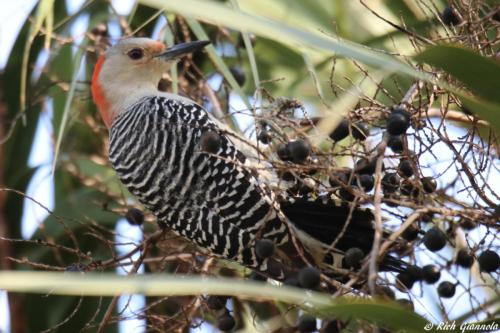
left=156, top=40, right=210, bottom=61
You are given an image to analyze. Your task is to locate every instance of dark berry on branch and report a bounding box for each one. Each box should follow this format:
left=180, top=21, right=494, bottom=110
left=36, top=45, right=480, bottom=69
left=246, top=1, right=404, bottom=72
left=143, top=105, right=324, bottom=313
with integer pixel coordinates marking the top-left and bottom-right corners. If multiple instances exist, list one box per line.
left=200, top=131, right=221, bottom=154
left=396, top=272, right=416, bottom=290
left=125, top=208, right=144, bottom=226
left=382, top=173, right=400, bottom=193
left=257, top=130, right=271, bottom=144
left=255, top=239, right=275, bottom=259
left=298, top=315, right=317, bottom=333
left=352, top=122, right=370, bottom=141
left=456, top=249, right=474, bottom=268
left=276, top=143, right=291, bottom=161
left=478, top=250, right=500, bottom=272
left=387, top=109, right=410, bottom=135
left=298, top=267, right=321, bottom=289
left=248, top=271, right=267, bottom=281
left=398, top=159, right=414, bottom=178
left=356, top=158, right=380, bottom=175
left=344, top=247, right=364, bottom=269
left=329, top=172, right=349, bottom=187
left=356, top=174, right=374, bottom=192
left=437, top=281, right=456, bottom=298
left=442, top=6, right=460, bottom=26
left=217, top=313, right=236, bottom=331
left=423, top=228, right=447, bottom=252
left=387, top=135, right=404, bottom=153
left=421, top=177, right=437, bottom=193
left=422, top=265, right=441, bottom=284
left=207, top=296, right=227, bottom=310
left=329, top=119, right=349, bottom=141
left=407, top=266, right=423, bottom=281
left=402, top=224, right=420, bottom=241
left=338, top=188, right=355, bottom=201
left=288, top=140, right=311, bottom=163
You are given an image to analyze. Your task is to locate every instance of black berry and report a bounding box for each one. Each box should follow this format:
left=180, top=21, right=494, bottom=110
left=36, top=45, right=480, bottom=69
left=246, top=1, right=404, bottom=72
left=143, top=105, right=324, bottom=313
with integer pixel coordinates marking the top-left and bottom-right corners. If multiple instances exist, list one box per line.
left=407, top=266, right=423, bottom=281
left=200, top=131, right=221, bottom=154
left=284, top=276, right=300, bottom=287
left=344, top=247, right=364, bottom=269
left=298, top=267, right=321, bottom=289
left=421, top=177, right=437, bottom=193
left=398, top=159, right=414, bottom=178
left=423, top=228, right=447, bottom=252
left=329, top=119, right=349, bottom=141
left=257, top=130, right=271, bottom=144
left=442, top=6, right=460, bottom=26
left=478, top=250, right=500, bottom=272
left=288, top=140, right=311, bottom=163
left=387, top=109, right=410, bottom=135
left=207, top=296, right=227, bottom=310
left=298, top=315, right=317, bottom=332
left=338, top=188, right=355, bottom=201
left=402, top=224, right=420, bottom=242
left=396, top=272, right=415, bottom=290
left=387, top=135, right=404, bottom=153
left=356, top=174, right=374, bottom=192
left=382, top=173, right=400, bottom=193
left=422, top=264, right=441, bottom=284
left=255, top=239, right=275, bottom=259
left=355, top=158, right=379, bottom=175
left=401, top=180, right=420, bottom=197
left=352, top=122, right=369, bottom=140
left=217, top=313, right=236, bottom=331
left=125, top=208, right=144, bottom=226
left=279, top=171, right=295, bottom=182
left=248, top=271, right=267, bottom=281
left=437, top=281, right=456, bottom=298
left=459, top=218, right=476, bottom=230
left=456, top=249, right=474, bottom=268
left=329, top=172, right=349, bottom=187
left=229, top=66, right=246, bottom=86
left=276, top=143, right=291, bottom=161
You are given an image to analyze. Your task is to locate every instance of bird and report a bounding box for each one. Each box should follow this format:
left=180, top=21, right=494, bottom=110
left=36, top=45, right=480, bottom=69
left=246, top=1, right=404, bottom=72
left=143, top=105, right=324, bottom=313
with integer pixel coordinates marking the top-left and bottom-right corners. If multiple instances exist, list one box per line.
left=91, top=37, right=411, bottom=282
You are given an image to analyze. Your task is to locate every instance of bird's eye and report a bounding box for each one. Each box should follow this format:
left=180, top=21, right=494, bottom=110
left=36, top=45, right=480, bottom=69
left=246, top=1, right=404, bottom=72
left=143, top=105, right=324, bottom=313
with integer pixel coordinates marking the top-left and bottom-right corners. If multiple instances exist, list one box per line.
left=127, top=48, right=144, bottom=60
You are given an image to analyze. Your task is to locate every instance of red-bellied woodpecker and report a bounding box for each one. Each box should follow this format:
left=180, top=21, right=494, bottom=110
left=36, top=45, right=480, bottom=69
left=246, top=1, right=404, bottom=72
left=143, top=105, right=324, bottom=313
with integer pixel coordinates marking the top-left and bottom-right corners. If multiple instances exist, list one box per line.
left=91, top=37, right=411, bottom=280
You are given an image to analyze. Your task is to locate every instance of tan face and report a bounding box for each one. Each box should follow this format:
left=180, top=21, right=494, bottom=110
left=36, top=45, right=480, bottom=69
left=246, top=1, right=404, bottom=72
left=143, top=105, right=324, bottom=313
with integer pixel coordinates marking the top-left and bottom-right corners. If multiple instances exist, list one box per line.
left=92, top=38, right=169, bottom=127
left=100, top=38, right=169, bottom=86
left=92, top=37, right=209, bottom=127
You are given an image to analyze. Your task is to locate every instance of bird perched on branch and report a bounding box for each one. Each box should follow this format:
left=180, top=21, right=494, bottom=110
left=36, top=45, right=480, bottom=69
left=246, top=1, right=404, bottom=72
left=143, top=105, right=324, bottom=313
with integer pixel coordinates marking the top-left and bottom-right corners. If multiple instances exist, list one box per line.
left=91, top=37, right=411, bottom=282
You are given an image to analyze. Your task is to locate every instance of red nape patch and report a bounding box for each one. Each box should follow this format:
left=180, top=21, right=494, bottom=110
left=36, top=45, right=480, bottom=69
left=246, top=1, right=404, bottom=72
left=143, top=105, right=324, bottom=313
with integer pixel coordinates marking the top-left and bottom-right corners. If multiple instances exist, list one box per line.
left=91, top=55, right=112, bottom=127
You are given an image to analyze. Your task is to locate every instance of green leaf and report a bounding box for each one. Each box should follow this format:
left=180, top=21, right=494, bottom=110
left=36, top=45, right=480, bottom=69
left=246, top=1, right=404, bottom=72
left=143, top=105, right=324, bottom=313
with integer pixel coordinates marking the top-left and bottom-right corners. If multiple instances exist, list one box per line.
left=458, top=93, right=500, bottom=132
left=20, top=0, right=55, bottom=116
left=52, top=39, right=89, bottom=173
left=139, top=0, right=428, bottom=81
left=0, top=272, right=433, bottom=333
left=415, top=45, right=500, bottom=104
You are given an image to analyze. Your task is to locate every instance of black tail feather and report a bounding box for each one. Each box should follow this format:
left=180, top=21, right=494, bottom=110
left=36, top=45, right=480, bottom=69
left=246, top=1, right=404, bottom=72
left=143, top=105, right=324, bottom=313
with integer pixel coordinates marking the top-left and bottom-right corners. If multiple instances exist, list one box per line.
left=280, top=198, right=412, bottom=274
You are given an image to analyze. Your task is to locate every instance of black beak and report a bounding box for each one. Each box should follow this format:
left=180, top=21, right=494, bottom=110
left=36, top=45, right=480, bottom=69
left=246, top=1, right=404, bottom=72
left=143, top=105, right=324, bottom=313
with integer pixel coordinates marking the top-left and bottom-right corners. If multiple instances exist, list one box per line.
left=156, top=40, right=210, bottom=60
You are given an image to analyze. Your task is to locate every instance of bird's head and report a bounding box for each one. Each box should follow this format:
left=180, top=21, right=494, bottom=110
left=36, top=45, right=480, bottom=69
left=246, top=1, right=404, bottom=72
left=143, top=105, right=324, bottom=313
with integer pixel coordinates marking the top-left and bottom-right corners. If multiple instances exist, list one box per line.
left=91, top=37, right=210, bottom=127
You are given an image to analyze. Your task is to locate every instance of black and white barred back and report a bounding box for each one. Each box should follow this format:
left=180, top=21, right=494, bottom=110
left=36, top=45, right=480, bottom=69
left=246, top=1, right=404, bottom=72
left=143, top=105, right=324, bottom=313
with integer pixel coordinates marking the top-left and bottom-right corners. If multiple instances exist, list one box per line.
left=109, top=96, right=289, bottom=271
